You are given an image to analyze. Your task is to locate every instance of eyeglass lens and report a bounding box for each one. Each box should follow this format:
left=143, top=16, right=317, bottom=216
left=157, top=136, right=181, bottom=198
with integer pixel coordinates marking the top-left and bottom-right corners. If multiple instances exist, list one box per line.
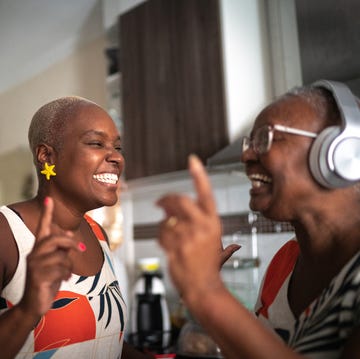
left=255, top=126, right=271, bottom=154
left=242, top=126, right=272, bottom=154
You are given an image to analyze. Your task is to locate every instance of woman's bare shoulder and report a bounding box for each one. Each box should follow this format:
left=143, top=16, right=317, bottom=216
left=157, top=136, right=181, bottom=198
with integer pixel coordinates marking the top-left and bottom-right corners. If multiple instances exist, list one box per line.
left=0, top=209, right=14, bottom=239
left=0, top=210, right=20, bottom=289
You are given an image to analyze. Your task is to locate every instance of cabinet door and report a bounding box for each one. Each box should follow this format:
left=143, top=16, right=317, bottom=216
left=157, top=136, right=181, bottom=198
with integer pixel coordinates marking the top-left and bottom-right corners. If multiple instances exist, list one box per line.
left=120, top=0, right=228, bottom=180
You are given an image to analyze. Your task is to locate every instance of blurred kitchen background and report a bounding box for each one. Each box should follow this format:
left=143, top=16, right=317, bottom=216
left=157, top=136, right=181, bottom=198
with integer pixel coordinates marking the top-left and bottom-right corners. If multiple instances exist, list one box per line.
left=0, top=0, right=359, bottom=351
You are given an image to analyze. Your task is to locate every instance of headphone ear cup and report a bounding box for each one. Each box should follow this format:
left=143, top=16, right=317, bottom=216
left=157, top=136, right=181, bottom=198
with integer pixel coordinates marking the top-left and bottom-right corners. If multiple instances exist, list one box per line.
left=309, top=126, right=350, bottom=188
left=309, top=79, right=360, bottom=188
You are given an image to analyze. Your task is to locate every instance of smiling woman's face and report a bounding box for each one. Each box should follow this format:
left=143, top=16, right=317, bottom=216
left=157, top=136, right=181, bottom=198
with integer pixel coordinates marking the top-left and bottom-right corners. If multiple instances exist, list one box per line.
left=52, top=102, right=125, bottom=212
left=241, top=95, right=326, bottom=221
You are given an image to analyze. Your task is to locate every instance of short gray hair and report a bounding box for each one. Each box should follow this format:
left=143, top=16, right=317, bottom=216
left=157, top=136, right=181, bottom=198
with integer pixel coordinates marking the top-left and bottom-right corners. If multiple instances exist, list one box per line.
left=282, top=84, right=342, bottom=127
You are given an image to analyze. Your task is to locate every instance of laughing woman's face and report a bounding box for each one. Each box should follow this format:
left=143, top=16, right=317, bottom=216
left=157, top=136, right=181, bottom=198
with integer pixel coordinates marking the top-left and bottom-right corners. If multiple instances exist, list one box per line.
left=53, top=102, right=124, bottom=213
left=241, top=96, right=324, bottom=222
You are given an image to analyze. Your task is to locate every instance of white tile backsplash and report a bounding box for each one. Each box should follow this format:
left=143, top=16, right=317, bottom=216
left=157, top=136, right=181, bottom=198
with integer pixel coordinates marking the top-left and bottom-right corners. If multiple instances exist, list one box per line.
left=221, top=231, right=294, bottom=309
left=226, top=182, right=251, bottom=213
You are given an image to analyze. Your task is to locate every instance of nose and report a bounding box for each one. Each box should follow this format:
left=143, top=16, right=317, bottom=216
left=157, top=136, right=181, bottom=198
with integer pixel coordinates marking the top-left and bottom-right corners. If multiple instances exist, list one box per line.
left=241, top=143, right=258, bottom=163
left=108, top=151, right=125, bottom=176
left=106, top=146, right=125, bottom=166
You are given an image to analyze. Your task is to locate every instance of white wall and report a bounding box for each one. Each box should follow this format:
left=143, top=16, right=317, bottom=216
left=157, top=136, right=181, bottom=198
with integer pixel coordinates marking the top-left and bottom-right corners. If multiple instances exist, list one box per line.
left=219, top=0, right=302, bottom=141
left=266, top=0, right=302, bottom=96
left=102, top=0, right=147, bottom=28
left=0, top=37, right=108, bottom=156
left=0, top=0, right=102, bottom=95
left=220, top=0, right=273, bottom=141
left=0, top=36, right=108, bottom=204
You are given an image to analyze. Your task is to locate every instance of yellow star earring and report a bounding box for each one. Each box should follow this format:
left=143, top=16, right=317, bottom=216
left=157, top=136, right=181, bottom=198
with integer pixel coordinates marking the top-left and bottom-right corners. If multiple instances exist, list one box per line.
left=41, top=162, right=56, bottom=181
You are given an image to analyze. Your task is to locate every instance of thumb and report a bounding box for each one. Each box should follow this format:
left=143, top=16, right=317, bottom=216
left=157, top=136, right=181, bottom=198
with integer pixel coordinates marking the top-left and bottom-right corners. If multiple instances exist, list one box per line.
left=220, top=244, right=241, bottom=267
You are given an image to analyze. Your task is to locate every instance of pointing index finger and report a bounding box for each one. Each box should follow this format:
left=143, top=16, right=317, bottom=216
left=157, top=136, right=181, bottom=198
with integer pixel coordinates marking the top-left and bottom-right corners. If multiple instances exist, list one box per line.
left=188, top=154, right=216, bottom=215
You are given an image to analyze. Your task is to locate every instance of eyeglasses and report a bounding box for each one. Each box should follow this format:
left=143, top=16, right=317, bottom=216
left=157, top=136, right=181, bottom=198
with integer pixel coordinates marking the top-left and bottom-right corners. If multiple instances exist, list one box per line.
left=242, top=124, right=318, bottom=155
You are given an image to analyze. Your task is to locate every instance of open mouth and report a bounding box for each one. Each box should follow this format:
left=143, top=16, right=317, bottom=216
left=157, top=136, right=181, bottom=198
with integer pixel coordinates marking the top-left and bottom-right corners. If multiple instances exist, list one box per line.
left=93, top=173, right=119, bottom=185
left=248, top=173, right=272, bottom=188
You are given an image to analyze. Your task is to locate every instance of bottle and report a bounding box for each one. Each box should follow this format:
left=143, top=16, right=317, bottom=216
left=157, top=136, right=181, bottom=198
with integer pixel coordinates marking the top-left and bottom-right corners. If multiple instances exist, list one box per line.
left=130, top=258, right=171, bottom=353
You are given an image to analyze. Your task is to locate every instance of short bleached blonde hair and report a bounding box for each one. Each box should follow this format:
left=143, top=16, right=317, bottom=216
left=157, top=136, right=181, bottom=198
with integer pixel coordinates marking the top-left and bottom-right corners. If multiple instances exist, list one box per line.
left=28, top=96, right=96, bottom=159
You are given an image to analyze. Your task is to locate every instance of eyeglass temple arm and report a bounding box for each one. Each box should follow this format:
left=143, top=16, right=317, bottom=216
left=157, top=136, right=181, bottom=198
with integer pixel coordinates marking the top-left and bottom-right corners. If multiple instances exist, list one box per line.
left=273, top=124, right=318, bottom=138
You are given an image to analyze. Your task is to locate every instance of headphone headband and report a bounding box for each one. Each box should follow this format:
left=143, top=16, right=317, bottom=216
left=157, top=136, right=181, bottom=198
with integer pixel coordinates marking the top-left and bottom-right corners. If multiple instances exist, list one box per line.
left=312, top=80, right=360, bottom=131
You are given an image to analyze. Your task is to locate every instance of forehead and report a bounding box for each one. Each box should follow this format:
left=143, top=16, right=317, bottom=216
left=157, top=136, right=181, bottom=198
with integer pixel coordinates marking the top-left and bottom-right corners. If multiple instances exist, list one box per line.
left=253, top=95, right=319, bottom=130
left=63, top=102, right=120, bottom=139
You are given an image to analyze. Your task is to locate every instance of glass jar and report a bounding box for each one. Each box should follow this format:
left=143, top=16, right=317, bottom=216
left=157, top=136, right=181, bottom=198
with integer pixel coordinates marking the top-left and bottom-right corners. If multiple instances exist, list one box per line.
left=176, top=318, right=223, bottom=358
left=221, top=212, right=261, bottom=310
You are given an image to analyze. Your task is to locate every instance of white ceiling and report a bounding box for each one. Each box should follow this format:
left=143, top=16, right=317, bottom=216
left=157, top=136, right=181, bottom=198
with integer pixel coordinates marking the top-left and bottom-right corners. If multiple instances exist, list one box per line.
left=0, top=0, right=103, bottom=94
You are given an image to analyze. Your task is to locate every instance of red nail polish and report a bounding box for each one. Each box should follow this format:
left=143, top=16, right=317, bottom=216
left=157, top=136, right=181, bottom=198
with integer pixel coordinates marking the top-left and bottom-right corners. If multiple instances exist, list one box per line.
left=78, top=242, right=87, bottom=252
left=44, top=197, right=50, bottom=206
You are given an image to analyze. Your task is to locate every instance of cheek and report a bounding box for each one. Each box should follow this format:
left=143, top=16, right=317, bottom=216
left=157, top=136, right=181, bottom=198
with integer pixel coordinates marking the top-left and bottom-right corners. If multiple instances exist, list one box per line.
left=271, top=152, right=312, bottom=191
left=275, top=165, right=317, bottom=203
left=56, top=151, right=99, bottom=178
left=71, top=149, right=100, bottom=166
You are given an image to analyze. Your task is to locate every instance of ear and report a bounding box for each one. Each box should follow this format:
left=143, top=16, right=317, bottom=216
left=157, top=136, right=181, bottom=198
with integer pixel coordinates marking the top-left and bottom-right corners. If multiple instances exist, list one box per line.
left=35, top=144, right=56, bottom=165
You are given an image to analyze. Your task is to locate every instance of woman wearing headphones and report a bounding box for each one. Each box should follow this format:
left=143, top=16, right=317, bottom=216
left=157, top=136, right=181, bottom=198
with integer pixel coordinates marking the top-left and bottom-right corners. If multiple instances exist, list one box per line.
left=157, top=80, right=360, bottom=358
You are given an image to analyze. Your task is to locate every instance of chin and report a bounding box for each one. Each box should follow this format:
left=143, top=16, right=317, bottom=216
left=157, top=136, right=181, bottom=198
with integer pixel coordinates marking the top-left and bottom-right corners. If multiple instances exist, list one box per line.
left=259, top=203, right=291, bottom=223
left=250, top=202, right=279, bottom=222
left=104, top=197, right=118, bottom=207
left=94, top=194, right=118, bottom=208
left=249, top=198, right=267, bottom=213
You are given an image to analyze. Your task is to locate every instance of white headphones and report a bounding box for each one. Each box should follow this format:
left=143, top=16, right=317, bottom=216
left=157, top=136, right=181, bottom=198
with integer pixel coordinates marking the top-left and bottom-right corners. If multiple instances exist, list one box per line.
left=309, top=80, right=360, bottom=188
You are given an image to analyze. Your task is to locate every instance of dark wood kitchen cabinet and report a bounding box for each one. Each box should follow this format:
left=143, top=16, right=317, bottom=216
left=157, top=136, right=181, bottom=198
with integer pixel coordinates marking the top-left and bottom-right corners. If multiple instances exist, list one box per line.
left=119, top=0, right=229, bottom=180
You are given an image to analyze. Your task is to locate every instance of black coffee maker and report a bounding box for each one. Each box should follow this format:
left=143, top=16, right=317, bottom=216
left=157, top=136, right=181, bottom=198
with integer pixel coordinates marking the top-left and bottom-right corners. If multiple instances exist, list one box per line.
left=129, top=258, right=171, bottom=353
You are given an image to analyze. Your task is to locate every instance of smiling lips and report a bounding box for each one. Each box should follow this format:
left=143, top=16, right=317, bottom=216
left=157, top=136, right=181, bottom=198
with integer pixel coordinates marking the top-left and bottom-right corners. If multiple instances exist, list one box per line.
left=93, top=173, right=119, bottom=185
left=248, top=173, right=272, bottom=188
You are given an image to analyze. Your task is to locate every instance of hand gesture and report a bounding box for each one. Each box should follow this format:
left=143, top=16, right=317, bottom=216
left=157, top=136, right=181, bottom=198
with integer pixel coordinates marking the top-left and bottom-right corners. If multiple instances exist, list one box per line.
left=18, top=197, right=83, bottom=324
left=157, top=155, right=240, bottom=300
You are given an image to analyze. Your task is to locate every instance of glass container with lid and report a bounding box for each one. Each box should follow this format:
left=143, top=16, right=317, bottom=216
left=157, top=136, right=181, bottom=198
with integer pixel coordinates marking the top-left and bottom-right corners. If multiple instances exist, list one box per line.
left=176, top=317, right=223, bottom=359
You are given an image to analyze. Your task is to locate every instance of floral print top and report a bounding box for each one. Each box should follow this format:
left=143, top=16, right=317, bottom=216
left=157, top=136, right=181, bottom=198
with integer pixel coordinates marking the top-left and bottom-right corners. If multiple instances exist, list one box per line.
left=0, top=206, right=127, bottom=359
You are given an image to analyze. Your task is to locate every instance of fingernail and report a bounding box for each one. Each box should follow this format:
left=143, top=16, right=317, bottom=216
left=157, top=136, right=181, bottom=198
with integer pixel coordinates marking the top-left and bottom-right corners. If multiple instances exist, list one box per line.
left=189, top=153, right=198, bottom=163
left=233, top=245, right=241, bottom=252
left=44, top=197, right=50, bottom=206
left=78, top=242, right=87, bottom=252
left=189, top=154, right=202, bottom=170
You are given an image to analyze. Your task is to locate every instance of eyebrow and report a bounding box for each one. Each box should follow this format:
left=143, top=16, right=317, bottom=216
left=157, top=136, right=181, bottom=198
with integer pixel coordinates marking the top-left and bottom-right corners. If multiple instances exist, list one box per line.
left=82, top=129, right=121, bottom=141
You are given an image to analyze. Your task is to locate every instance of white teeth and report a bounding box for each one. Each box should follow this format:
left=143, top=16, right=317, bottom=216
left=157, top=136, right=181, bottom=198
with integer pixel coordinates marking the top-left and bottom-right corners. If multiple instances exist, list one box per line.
left=248, top=173, right=272, bottom=187
left=252, top=180, right=262, bottom=188
left=93, top=173, right=119, bottom=184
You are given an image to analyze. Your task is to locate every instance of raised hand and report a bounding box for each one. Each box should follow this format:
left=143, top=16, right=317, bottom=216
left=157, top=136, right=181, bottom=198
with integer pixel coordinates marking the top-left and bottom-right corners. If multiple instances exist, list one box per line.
left=157, top=155, right=239, bottom=300
left=18, top=197, right=83, bottom=323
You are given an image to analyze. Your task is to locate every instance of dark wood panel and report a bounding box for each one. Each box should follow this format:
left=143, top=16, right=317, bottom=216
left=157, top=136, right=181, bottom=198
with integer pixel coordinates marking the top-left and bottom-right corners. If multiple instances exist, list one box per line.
left=170, top=0, right=228, bottom=162
left=119, top=6, right=148, bottom=178
left=120, top=0, right=229, bottom=180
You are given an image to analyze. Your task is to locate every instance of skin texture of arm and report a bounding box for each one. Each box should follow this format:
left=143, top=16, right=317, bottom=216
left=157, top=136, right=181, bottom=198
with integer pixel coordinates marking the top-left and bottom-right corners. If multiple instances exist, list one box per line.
left=157, top=155, right=360, bottom=359
left=0, top=304, right=40, bottom=359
